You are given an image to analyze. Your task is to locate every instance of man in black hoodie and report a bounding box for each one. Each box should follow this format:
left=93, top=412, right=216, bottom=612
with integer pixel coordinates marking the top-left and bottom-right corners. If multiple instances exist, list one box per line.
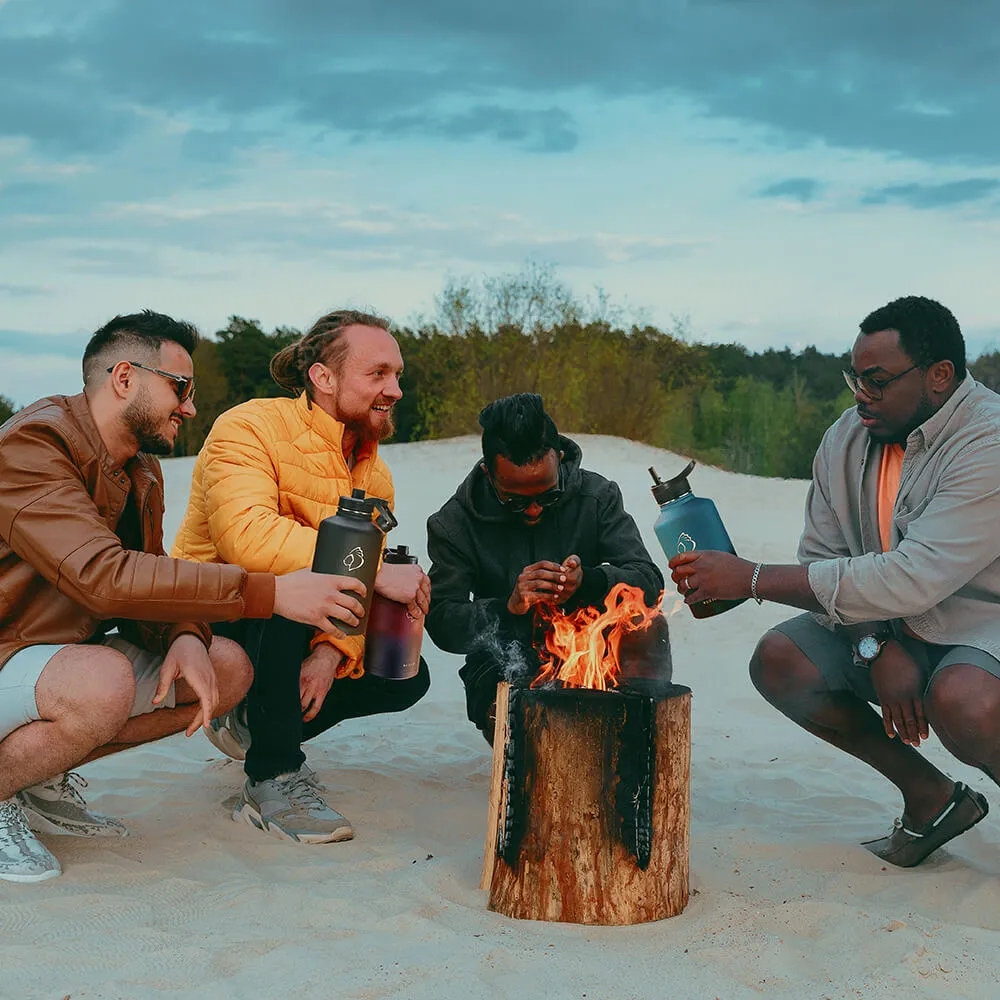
left=426, top=393, right=665, bottom=742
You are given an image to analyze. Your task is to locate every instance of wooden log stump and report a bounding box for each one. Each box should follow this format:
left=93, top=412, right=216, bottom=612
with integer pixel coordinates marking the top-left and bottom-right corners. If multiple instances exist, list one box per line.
left=482, top=681, right=691, bottom=925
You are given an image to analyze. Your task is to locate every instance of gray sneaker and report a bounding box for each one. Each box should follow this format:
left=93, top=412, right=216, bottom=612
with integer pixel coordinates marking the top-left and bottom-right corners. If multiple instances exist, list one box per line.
left=0, top=798, right=62, bottom=883
left=233, top=766, right=353, bottom=844
left=18, top=771, right=127, bottom=838
left=205, top=700, right=251, bottom=761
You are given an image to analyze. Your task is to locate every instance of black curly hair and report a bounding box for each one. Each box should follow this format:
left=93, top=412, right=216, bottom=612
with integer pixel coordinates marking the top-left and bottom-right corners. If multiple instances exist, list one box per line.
left=859, top=296, right=966, bottom=379
left=479, top=393, right=560, bottom=472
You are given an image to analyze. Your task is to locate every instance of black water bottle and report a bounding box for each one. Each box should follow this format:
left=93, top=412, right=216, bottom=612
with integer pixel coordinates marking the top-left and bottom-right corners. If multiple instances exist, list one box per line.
left=312, top=489, right=395, bottom=635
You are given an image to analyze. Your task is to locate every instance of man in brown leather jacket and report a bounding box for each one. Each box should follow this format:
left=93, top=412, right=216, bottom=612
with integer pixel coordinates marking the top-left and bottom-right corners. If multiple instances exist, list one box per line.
left=0, top=310, right=368, bottom=884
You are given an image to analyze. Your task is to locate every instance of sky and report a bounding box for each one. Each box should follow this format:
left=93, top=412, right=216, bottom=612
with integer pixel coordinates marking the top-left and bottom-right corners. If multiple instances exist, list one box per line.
left=1, top=0, right=998, bottom=406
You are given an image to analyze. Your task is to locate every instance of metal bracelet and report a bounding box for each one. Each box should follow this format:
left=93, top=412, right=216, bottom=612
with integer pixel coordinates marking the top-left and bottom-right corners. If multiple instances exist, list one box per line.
left=751, top=562, right=764, bottom=605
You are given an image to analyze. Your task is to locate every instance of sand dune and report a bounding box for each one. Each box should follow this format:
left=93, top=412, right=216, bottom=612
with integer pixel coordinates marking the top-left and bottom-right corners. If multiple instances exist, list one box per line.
left=3, top=435, right=998, bottom=999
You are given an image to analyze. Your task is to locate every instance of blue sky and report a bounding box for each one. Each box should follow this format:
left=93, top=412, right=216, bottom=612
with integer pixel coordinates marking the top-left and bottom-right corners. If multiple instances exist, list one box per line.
left=1, top=0, right=998, bottom=406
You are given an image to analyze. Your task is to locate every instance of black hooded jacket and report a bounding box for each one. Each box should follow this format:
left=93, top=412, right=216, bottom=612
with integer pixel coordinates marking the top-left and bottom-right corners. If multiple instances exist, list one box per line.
left=425, top=436, right=663, bottom=659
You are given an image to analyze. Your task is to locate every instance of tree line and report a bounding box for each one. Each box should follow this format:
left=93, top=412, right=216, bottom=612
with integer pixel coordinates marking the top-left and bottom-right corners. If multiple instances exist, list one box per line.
left=5, top=268, right=999, bottom=480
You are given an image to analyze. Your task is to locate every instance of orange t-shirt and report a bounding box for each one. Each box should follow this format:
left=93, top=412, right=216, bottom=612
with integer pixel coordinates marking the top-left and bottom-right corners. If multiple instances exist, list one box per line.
left=877, top=443, right=905, bottom=552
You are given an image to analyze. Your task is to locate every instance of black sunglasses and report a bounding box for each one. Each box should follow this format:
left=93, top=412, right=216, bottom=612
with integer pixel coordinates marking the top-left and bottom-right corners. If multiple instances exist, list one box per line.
left=842, top=363, right=919, bottom=402
left=487, top=469, right=564, bottom=513
left=108, top=360, right=196, bottom=404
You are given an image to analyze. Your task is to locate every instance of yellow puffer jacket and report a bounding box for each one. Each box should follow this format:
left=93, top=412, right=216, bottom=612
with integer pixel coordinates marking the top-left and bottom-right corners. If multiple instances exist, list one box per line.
left=171, top=392, right=394, bottom=676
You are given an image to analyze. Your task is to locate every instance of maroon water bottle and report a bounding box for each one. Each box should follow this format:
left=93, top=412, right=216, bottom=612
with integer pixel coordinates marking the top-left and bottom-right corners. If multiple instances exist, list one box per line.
left=363, top=545, right=423, bottom=680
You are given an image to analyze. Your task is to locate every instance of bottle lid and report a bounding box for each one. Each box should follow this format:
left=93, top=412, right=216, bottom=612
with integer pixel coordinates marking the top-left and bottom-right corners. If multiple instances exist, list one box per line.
left=382, top=544, right=417, bottom=565
left=338, top=489, right=373, bottom=517
left=649, top=460, right=696, bottom=505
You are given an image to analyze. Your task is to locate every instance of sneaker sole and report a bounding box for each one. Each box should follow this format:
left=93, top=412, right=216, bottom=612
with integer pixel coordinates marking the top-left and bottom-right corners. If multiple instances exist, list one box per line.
left=0, top=865, right=62, bottom=883
left=204, top=726, right=247, bottom=762
left=232, top=801, right=354, bottom=845
left=20, top=803, right=128, bottom=839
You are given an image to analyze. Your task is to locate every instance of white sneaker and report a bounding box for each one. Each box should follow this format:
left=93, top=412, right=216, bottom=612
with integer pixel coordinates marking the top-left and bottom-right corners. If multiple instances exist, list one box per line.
left=18, top=772, right=127, bottom=838
left=205, top=701, right=251, bottom=761
left=233, top=766, right=353, bottom=844
left=0, top=798, right=61, bottom=883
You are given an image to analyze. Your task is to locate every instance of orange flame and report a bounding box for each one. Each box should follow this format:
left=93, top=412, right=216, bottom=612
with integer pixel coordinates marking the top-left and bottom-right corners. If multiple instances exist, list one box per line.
left=530, top=583, right=663, bottom=691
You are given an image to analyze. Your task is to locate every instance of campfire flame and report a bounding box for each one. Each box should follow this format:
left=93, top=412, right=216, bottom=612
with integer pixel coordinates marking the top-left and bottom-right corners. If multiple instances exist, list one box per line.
left=531, top=583, right=664, bottom=691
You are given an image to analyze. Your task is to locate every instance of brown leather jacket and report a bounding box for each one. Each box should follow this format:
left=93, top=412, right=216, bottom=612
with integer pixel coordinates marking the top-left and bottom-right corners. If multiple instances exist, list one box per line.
left=0, top=393, right=275, bottom=670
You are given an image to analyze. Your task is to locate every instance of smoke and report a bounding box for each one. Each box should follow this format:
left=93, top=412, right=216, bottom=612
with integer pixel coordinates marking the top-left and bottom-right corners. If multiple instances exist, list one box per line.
left=470, top=617, right=535, bottom=684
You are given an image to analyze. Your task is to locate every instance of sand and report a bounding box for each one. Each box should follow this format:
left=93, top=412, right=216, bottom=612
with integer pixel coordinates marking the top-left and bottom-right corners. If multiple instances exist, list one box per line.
left=2, top=434, right=998, bottom=999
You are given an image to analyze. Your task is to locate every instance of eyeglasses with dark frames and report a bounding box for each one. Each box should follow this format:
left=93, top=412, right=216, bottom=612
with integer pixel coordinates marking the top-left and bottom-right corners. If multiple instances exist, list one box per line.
left=842, top=363, right=920, bottom=402
left=486, top=469, right=564, bottom=513
left=108, top=360, right=196, bottom=404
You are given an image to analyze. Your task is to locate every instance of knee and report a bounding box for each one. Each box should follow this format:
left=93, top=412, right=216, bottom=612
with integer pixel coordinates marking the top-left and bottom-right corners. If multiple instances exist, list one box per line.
left=749, top=630, right=818, bottom=703
left=209, top=635, right=253, bottom=712
left=73, top=651, right=135, bottom=739
left=926, top=664, right=1000, bottom=739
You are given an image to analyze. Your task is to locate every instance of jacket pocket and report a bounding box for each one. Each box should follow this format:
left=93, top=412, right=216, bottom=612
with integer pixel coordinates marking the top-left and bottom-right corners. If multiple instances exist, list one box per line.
left=894, top=496, right=932, bottom=538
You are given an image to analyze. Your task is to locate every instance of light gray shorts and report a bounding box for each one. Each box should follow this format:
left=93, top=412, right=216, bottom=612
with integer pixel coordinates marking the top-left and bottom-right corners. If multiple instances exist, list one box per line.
left=0, top=635, right=176, bottom=743
left=772, top=614, right=1000, bottom=704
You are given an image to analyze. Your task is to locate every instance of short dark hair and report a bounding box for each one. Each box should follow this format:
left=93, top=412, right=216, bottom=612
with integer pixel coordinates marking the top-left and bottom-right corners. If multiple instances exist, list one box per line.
left=479, top=393, right=560, bottom=471
left=82, top=310, right=200, bottom=386
left=859, top=296, right=966, bottom=379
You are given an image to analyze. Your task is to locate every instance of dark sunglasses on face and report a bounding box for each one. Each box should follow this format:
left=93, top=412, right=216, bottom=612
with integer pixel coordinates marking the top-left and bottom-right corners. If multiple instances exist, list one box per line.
left=108, top=360, right=196, bottom=404
left=487, top=472, right=564, bottom=513
left=842, top=363, right=919, bottom=402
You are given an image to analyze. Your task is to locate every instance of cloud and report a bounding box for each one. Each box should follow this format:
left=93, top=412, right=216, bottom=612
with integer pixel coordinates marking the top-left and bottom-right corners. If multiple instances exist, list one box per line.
left=758, top=178, right=823, bottom=203
left=0, top=282, right=49, bottom=297
left=2, top=0, right=998, bottom=168
left=861, top=178, right=1000, bottom=209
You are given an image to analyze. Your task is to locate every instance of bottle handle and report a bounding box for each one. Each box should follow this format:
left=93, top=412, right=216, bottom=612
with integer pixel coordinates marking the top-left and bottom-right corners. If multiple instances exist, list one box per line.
left=370, top=496, right=398, bottom=533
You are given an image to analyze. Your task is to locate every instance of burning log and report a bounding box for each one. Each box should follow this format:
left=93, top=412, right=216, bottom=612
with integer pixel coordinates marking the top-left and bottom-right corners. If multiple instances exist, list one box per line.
left=481, top=586, right=691, bottom=925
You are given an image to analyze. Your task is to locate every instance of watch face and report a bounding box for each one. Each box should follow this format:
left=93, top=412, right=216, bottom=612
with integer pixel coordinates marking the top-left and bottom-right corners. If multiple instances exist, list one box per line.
left=858, top=635, right=881, bottom=660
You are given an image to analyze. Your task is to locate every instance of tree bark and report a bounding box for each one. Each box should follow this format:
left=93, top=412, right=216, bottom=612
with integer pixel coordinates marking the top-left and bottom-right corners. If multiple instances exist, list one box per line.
left=482, top=681, right=690, bottom=925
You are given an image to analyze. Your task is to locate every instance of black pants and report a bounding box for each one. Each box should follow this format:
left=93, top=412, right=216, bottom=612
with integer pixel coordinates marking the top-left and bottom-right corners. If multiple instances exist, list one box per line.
left=214, top=616, right=430, bottom=782
left=459, top=641, right=540, bottom=736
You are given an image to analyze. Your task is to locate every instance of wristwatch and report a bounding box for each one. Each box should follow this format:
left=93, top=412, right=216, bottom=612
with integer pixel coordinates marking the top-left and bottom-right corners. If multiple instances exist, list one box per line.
left=853, top=632, right=891, bottom=668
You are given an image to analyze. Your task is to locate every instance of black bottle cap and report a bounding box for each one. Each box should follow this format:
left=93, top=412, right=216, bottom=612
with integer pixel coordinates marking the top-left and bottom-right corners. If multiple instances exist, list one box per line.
left=649, top=460, right=696, bottom=505
left=383, top=544, right=417, bottom=565
left=338, top=490, right=373, bottom=516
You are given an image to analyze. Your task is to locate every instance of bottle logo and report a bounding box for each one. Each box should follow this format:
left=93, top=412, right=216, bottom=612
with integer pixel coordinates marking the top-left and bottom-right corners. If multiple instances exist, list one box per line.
left=343, top=546, right=365, bottom=571
left=676, top=532, right=696, bottom=554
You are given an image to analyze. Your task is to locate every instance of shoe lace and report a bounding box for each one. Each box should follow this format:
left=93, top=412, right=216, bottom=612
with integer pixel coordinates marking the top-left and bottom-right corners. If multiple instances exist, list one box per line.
left=0, top=799, right=35, bottom=850
left=278, top=772, right=330, bottom=811
left=56, top=771, right=89, bottom=808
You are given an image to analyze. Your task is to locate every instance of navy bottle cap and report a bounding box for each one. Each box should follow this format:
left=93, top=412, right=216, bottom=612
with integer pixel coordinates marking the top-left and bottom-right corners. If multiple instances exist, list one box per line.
left=649, top=460, right=696, bottom=505
left=382, top=544, right=417, bottom=565
left=338, top=489, right=373, bottom=517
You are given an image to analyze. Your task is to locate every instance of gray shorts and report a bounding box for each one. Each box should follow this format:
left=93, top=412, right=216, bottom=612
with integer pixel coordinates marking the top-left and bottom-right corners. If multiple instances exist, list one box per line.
left=0, top=635, right=176, bottom=743
left=772, top=614, right=1000, bottom=703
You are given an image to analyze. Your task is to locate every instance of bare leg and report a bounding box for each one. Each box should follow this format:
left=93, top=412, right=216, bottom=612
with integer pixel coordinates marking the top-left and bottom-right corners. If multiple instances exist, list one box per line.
left=0, top=646, right=135, bottom=800
left=751, top=630, right=954, bottom=825
left=81, top=636, right=252, bottom=762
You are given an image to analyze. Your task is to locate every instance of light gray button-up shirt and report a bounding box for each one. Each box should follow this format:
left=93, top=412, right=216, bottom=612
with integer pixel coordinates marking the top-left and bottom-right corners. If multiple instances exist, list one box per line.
left=801, top=374, right=1000, bottom=657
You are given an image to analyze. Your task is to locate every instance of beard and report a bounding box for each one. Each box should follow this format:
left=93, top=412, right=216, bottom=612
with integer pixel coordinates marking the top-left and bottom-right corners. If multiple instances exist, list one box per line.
left=123, top=392, right=176, bottom=455
left=347, top=405, right=396, bottom=444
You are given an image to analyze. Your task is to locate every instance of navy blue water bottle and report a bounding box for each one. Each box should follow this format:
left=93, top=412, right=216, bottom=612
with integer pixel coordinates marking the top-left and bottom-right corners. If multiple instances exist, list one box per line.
left=649, top=461, right=746, bottom=619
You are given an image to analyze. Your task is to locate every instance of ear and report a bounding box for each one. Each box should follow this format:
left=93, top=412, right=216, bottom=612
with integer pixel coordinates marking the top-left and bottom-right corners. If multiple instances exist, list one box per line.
left=928, top=359, right=955, bottom=393
left=106, top=360, right=133, bottom=400
left=308, top=361, right=336, bottom=396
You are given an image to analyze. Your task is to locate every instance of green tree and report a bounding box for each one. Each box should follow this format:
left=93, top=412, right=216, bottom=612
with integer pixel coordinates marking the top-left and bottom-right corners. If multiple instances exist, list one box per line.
left=0, top=394, right=15, bottom=424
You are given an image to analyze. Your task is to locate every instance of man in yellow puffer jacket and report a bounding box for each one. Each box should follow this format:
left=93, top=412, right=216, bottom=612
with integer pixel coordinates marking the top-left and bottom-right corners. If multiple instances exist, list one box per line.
left=172, top=309, right=430, bottom=844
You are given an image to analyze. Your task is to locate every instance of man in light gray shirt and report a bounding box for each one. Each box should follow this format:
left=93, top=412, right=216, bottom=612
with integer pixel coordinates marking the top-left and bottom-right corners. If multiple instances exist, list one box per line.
left=669, top=296, right=1000, bottom=867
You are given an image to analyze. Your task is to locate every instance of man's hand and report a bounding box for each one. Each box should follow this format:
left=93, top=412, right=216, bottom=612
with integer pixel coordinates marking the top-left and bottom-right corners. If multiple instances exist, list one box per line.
left=274, top=569, right=367, bottom=634
left=300, top=643, right=343, bottom=723
left=557, top=555, right=583, bottom=604
left=154, top=634, right=218, bottom=737
left=375, top=561, right=430, bottom=620
left=869, top=641, right=929, bottom=747
left=507, top=560, right=567, bottom=615
left=668, top=551, right=755, bottom=604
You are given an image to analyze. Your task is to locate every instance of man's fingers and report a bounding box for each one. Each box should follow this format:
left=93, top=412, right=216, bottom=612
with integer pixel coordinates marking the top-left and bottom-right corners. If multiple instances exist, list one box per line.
left=915, top=700, right=930, bottom=741
left=152, top=662, right=177, bottom=706
left=321, top=619, right=347, bottom=639
left=881, top=705, right=896, bottom=739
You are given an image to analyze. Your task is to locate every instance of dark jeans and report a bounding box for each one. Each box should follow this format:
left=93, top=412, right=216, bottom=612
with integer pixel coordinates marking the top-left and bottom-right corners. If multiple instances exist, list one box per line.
left=459, top=641, right=540, bottom=736
left=214, top=616, right=430, bottom=783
